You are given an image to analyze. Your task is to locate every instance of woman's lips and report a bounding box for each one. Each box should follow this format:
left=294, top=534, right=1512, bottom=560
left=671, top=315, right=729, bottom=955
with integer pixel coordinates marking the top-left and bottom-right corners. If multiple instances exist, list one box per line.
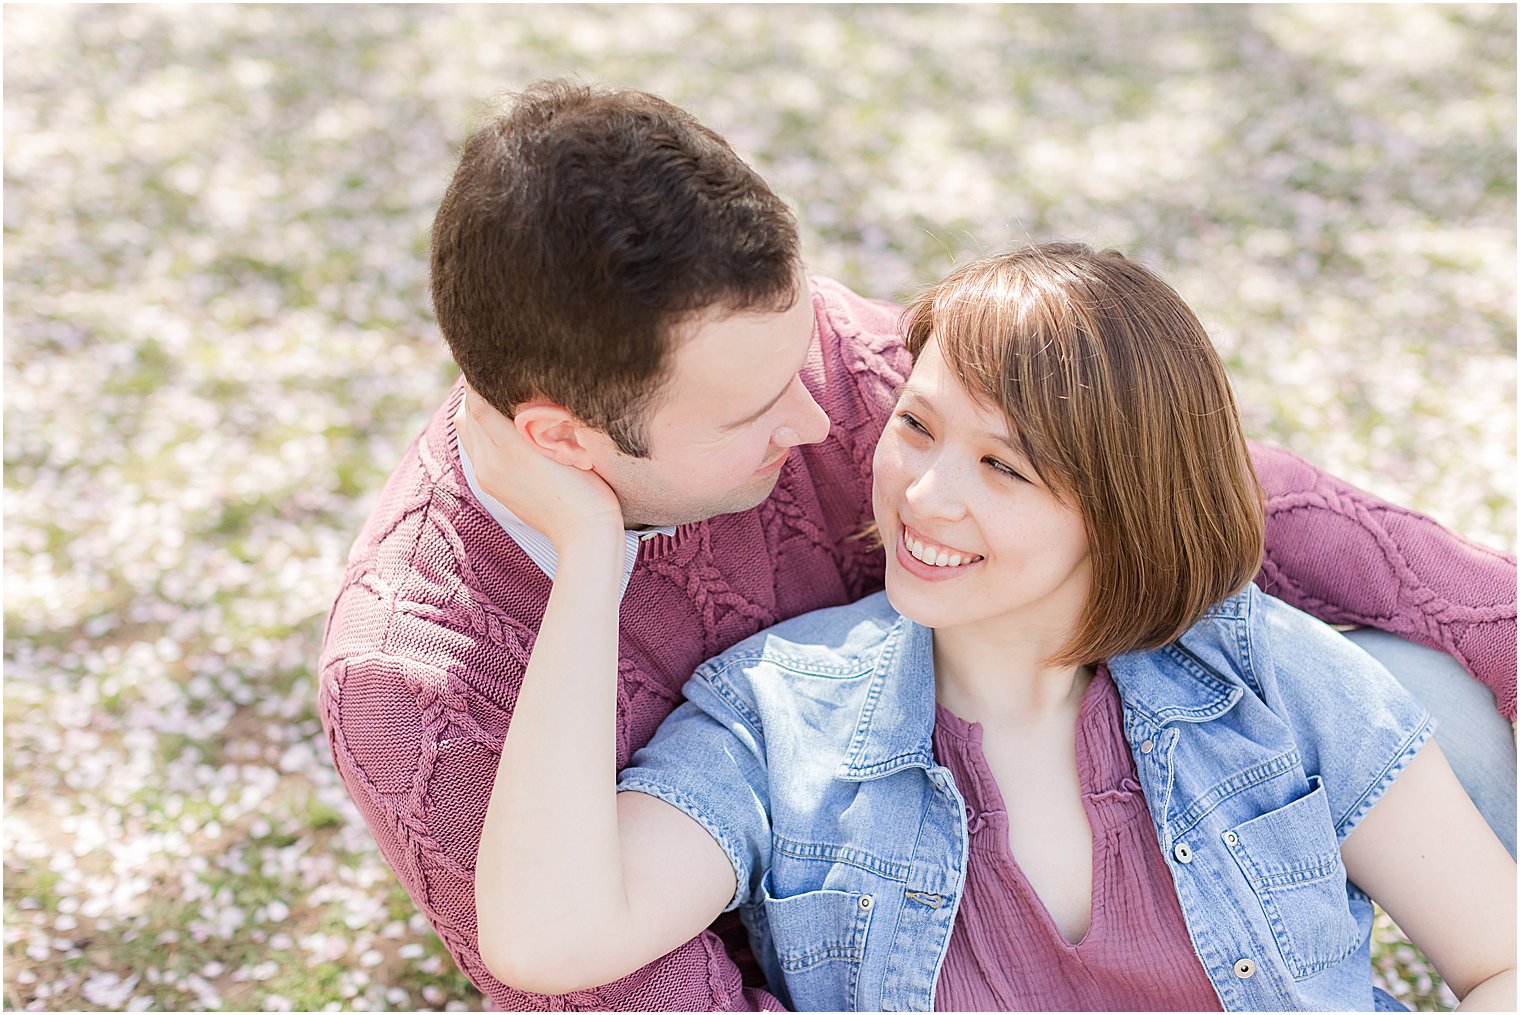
left=894, top=525, right=983, bottom=582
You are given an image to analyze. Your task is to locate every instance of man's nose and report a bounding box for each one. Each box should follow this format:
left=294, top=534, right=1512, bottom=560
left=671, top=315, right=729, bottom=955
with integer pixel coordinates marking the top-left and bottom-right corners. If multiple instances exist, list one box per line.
left=771, top=379, right=830, bottom=448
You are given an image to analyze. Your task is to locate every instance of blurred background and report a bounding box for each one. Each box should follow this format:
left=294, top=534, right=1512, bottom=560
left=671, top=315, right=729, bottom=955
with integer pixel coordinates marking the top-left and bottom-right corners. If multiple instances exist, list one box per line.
left=4, top=4, right=1513, bottom=1011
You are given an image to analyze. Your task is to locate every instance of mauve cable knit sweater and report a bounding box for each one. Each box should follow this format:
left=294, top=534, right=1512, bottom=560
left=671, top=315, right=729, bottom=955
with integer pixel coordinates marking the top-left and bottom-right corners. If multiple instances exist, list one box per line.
left=318, top=277, right=1516, bottom=1012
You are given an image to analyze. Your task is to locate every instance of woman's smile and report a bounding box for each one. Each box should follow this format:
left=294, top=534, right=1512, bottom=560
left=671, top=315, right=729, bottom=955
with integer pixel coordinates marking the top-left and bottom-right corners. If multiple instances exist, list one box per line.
left=895, top=522, right=984, bottom=582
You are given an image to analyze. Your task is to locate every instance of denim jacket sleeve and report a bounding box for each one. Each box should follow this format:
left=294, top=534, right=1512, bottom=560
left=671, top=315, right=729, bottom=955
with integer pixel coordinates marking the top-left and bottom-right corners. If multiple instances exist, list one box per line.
left=1246, top=587, right=1438, bottom=842
left=617, top=659, right=773, bottom=912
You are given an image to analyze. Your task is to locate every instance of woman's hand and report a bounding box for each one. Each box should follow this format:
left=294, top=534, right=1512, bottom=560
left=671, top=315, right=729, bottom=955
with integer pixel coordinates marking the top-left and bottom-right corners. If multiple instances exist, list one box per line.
left=456, top=385, right=625, bottom=550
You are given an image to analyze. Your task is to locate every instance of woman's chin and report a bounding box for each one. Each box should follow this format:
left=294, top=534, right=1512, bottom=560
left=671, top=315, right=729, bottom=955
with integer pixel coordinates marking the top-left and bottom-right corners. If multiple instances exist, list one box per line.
left=883, top=577, right=950, bottom=630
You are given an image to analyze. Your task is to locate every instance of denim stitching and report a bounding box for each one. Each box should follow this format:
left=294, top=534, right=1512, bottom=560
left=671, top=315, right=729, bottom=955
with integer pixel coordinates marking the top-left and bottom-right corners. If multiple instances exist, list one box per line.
left=843, top=620, right=906, bottom=771
left=617, top=777, right=756, bottom=909
left=1173, top=749, right=1302, bottom=836
left=698, top=657, right=766, bottom=731
left=1333, top=716, right=1436, bottom=840
left=772, top=834, right=910, bottom=881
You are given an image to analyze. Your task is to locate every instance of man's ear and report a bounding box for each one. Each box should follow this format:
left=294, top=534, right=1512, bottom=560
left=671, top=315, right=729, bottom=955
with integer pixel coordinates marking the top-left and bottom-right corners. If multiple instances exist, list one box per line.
left=511, top=401, right=599, bottom=471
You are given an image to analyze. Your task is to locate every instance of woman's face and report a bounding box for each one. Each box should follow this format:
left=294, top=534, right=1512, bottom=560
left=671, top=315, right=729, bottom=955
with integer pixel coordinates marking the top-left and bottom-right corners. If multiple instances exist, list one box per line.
left=871, top=338, right=1092, bottom=641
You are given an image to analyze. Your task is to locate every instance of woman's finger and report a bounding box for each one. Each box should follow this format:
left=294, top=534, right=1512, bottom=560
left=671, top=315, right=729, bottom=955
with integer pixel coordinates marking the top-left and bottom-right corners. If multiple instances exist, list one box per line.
left=463, top=387, right=513, bottom=442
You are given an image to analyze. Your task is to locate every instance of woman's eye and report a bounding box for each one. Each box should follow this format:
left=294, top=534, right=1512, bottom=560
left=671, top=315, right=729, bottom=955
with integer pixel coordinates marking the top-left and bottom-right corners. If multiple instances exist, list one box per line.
left=984, top=457, right=1026, bottom=481
left=897, top=412, right=929, bottom=436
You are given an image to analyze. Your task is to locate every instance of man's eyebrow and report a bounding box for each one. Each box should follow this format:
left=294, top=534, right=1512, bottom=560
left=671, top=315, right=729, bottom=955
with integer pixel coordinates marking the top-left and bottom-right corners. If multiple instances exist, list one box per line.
left=722, top=382, right=790, bottom=430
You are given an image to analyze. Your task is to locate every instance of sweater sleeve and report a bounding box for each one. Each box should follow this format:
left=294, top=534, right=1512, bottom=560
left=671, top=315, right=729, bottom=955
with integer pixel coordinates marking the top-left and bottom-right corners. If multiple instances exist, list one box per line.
left=1249, top=441, right=1517, bottom=719
left=319, top=586, right=787, bottom=1012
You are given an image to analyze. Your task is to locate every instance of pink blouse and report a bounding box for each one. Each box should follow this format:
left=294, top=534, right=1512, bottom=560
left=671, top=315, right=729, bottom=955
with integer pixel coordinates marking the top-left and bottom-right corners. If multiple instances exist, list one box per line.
left=932, top=666, right=1223, bottom=1012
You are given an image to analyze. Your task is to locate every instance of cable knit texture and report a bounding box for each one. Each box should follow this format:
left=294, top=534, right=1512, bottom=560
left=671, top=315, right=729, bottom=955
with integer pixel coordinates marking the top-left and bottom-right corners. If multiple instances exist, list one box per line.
left=1250, top=443, right=1516, bottom=719
left=318, top=277, right=1516, bottom=1011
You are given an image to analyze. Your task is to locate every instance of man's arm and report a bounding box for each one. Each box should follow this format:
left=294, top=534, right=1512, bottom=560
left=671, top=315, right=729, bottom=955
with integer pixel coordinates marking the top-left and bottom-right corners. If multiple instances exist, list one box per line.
left=1251, top=441, right=1517, bottom=718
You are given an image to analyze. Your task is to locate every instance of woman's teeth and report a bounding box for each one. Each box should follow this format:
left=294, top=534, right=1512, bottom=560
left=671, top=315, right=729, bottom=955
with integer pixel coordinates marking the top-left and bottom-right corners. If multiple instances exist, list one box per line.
left=906, top=533, right=981, bottom=568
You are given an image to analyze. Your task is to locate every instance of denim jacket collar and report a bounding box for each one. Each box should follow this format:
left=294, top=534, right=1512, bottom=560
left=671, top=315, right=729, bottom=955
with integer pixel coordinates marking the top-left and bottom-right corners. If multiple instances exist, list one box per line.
left=1109, top=643, right=1243, bottom=726
left=838, top=591, right=1257, bottom=777
left=837, top=615, right=940, bottom=781
left=1108, top=592, right=1249, bottom=727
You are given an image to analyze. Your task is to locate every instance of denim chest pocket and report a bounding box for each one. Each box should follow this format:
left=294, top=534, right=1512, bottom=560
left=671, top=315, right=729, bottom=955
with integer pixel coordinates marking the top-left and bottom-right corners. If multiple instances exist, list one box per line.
left=763, top=886, right=874, bottom=1011
left=1224, top=780, right=1361, bottom=979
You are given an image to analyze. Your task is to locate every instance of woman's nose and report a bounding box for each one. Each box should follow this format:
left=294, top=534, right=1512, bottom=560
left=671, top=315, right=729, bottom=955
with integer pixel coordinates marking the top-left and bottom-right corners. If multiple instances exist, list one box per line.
left=905, top=459, right=967, bottom=521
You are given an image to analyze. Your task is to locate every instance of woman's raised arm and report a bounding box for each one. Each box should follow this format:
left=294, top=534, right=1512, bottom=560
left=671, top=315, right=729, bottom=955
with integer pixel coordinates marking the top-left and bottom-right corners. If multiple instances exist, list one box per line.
left=462, top=393, right=736, bottom=995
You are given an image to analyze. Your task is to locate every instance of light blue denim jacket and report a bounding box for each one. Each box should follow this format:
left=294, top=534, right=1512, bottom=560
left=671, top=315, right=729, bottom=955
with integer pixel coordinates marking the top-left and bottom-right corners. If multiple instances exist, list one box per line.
left=618, top=586, right=1434, bottom=1011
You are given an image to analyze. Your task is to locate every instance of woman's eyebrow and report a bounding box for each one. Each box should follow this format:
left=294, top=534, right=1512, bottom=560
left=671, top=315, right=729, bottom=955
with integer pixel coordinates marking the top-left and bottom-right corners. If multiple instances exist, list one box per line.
left=983, top=429, right=1022, bottom=452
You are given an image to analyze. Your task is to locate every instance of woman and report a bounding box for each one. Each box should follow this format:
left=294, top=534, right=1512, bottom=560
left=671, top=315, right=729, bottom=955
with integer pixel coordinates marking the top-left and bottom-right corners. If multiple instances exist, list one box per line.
left=471, top=244, right=1515, bottom=1010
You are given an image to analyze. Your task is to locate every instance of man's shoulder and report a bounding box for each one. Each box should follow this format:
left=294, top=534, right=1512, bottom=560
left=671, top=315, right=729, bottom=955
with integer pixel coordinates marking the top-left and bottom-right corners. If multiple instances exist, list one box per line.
left=808, top=275, right=905, bottom=335
left=339, top=382, right=511, bottom=580
left=321, top=382, right=549, bottom=666
left=806, top=275, right=909, bottom=375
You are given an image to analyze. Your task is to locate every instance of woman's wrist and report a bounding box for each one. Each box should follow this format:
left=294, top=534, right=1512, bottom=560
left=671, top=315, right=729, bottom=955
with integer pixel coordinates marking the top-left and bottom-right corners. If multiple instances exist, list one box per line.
left=554, top=526, right=629, bottom=583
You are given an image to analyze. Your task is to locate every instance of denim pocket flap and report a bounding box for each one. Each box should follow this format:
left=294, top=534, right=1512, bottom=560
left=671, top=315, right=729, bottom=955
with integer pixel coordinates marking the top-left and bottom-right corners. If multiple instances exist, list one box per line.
left=1226, top=780, right=1361, bottom=979
left=763, top=887, right=874, bottom=972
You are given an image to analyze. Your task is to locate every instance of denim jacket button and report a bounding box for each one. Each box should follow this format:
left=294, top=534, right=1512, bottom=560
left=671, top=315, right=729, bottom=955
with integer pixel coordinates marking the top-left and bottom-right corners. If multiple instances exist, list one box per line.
left=1173, top=842, right=1193, bottom=863
left=1233, top=958, right=1256, bottom=979
left=1222, top=830, right=1239, bottom=846
left=858, top=894, right=874, bottom=911
left=1140, top=739, right=1155, bottom=754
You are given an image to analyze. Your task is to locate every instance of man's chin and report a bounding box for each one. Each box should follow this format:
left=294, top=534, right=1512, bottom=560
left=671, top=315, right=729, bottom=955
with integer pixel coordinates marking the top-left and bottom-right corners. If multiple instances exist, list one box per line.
left=724, top=471, right=786, bottom=516
left=626, top=474, right=782, bottom=529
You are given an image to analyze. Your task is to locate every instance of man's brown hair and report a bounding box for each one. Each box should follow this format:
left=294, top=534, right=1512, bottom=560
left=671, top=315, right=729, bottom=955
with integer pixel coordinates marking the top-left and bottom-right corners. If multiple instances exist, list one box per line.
left=904, top=243, right=1265, bottom=667
left=430, top=79, right=801, bottom=456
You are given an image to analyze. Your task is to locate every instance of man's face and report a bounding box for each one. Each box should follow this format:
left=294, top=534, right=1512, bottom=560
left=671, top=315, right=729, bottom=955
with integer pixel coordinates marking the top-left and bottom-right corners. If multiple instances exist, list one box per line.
left=582, top=276, right=830, bottom=528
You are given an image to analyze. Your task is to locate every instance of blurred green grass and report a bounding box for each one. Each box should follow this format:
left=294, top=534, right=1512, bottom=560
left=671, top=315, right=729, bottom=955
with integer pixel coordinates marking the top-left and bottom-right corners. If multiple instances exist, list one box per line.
left=4, top=5, right=1513, bottom=1011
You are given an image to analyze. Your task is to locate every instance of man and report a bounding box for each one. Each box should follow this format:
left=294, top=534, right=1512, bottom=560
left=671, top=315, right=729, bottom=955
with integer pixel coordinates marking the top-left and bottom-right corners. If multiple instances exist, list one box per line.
left=319, top=79, right=1516, bottom=1010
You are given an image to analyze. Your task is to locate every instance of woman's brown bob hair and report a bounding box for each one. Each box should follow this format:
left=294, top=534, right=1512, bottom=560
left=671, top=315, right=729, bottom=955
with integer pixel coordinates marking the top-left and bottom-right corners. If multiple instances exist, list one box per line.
left=903, top=243, right=1265, bottom=667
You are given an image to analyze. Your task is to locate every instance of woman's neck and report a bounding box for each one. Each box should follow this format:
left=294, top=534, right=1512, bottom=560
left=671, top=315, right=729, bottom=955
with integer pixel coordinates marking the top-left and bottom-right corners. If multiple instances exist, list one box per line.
left=931, top=622, right=1092, bottom=725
